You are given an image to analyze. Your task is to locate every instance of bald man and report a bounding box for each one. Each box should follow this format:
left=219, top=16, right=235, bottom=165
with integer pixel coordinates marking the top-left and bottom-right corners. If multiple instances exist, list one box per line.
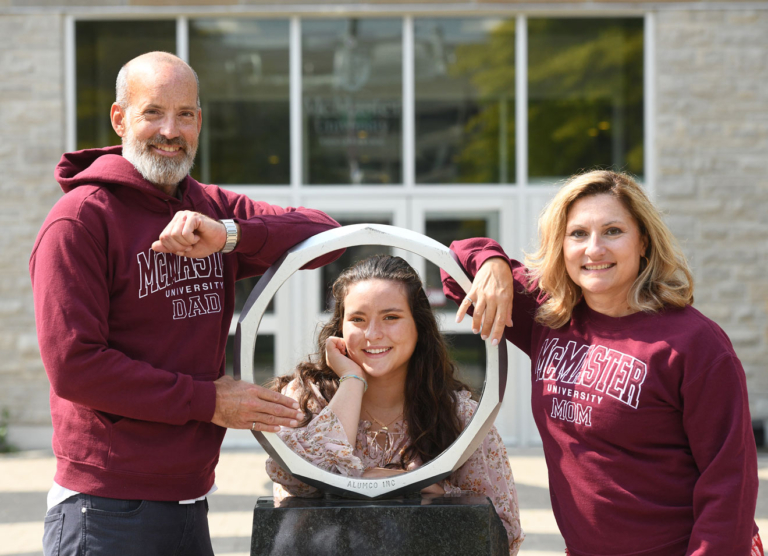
left=31, top=52, right=340, bottom=555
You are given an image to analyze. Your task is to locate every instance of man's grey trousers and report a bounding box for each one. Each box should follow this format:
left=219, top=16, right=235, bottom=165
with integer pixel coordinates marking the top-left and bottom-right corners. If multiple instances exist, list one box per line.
left=43, top=493, right=214, bottom=556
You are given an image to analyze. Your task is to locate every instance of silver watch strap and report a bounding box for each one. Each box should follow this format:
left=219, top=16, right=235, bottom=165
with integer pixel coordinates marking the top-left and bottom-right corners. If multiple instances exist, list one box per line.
left=220, top=219, right=238, bottom=254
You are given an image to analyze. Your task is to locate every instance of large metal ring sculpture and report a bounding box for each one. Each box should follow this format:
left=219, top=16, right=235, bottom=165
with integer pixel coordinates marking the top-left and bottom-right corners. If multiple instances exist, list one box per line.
left=235, top=224, right=507, bottom=499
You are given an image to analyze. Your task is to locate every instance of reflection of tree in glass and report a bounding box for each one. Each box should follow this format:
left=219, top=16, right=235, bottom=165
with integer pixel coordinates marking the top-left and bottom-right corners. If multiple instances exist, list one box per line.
left=303, top=19, right=403, bottom=186
left=320, top=219, right=391, bottom=311
left=527, top=18, right=644, bottom=180
left=193, top=101, right=290, bottom=185
left=76, top=21, right=176, bottom=150
left=188, top=19, right=291, bottom=185
left=446, top=20, right=516, bottom=184
left=448, top=18, right=644, bottom=182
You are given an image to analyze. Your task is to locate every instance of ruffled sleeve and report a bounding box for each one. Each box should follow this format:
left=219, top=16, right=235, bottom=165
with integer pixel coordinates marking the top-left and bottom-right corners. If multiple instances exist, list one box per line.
left=266, top=378, right=365, bottom=501
left=445, top=391, right=524, bottom=556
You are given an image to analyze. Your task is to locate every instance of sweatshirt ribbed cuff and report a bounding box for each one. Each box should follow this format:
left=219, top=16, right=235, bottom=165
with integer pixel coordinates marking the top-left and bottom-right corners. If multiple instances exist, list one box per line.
left=467, top=248, right=511, bottom=277
left=189, top=380, right=217, bottom=423
left=233, top=218, right=268, bottom=256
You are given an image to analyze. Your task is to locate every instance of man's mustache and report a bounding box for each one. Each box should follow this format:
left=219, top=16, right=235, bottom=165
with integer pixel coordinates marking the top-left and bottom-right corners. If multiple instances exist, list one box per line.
left=146, top=135, right=189, bottom=150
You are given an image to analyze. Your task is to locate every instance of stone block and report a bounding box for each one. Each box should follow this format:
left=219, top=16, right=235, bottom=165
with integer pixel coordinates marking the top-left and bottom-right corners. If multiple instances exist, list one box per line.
left=728, top=330, right=761, bottom=348
left=17, top=334, right=39, bottom=358
left=251, top=495, right=509, bottom=556
left=695, top=304, right=732, bottom=323
left=699, top=225, right=729, bottom=241
left=0, top=300, right=23, bottom=315
left=22, top=146, right=62, bottom=166
left=716, top=282, right=747, bottom=302
left=11, top=0, right=124, bottom=6
left=129, top=0, right=235, bottom=5
left=732, top=308, right=758, bottom=324
left=733, top=266, right=766, bottom=282
left=658, top=176, right=696, bottom=198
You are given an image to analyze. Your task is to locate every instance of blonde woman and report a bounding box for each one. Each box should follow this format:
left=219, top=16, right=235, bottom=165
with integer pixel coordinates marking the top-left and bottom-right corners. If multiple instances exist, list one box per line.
left=442, top=170, right=761, bottom=556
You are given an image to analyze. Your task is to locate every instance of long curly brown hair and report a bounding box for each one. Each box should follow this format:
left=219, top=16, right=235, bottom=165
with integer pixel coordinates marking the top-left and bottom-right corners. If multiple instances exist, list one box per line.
left=271, top=255, right=470, bottom=469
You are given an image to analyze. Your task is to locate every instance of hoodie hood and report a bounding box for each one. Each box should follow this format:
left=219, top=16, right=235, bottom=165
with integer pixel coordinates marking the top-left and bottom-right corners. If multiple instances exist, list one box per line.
left=55, top=145, right=188, bottom=202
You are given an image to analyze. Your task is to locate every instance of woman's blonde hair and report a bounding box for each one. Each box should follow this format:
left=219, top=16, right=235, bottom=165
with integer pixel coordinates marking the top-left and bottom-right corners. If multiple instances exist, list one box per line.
left=525, top=170, right=694, bottom=329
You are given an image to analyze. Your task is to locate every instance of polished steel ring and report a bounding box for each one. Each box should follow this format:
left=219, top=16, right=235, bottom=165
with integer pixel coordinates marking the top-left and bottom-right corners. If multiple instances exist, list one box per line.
left=235, top=224, right=508, bottom=499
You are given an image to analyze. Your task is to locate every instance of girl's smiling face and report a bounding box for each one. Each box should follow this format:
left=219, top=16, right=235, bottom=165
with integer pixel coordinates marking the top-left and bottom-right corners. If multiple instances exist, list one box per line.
left=563, top=194, right=648, bottom=316
left=342, top=279, right=418, bottom=382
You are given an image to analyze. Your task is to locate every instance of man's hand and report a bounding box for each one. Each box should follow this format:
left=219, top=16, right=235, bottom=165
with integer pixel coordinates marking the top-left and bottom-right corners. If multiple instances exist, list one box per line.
left=152, top=210, right=229, bottom=258
left=211, top=375, right=303, bottom=431
left=455, top=257, right=514, bottom=346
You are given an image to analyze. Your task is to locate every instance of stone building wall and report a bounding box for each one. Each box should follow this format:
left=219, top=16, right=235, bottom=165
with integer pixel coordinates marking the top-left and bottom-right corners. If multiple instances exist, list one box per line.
left=655, top=9, right=768, bottom=419
left=0, top=13, right=65, bottom=445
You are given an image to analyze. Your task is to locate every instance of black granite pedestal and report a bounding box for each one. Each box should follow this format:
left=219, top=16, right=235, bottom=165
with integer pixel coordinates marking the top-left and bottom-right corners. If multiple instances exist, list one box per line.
left=251, top=494, right=508, bottom=556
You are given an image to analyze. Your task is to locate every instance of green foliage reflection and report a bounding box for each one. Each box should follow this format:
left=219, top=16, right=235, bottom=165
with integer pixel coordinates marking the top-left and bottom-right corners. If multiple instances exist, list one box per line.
left=415, top=18, right=515, bottom=184
left=448, top=17, right=644, bottom=183
left=528, top=18, right=644, bottom=180
left=76, top=21, right=176, bottom=150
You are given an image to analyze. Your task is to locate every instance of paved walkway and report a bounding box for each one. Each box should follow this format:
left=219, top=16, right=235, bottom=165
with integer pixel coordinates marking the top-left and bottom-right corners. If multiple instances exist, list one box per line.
left=1, top=447, right=766, bottom=556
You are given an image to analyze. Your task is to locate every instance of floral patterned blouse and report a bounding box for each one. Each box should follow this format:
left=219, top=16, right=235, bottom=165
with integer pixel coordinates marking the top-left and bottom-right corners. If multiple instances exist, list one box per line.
left=265, top=379, right=524, bottom=555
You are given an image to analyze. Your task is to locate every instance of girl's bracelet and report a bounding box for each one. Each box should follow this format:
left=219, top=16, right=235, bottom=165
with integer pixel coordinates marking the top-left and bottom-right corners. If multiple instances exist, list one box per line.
left=338, top=374, right=368, bottom=392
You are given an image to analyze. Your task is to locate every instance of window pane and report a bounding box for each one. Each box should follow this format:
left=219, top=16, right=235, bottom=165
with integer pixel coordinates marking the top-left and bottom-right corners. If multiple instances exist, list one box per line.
left=446, top=333, right=485, bottom=399
left=303, top=19, right=402, bottom=185
left=414, top=18, right=515, bottom=184
left=528, top=18, right=644, bottom=182
left=189, top=19, right=290, bottom=185
left=76, top=21, right=176, bottom=150
left=235, top=277, right=275, bottom=315
left=320, top=217, right=392, bottom=311
left=424, top=216, right=496, bottom=309
left=226, top=333, right=275, bottom=387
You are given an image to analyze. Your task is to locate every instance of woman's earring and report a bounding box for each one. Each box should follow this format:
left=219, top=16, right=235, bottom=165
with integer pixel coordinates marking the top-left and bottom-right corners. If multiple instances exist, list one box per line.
left=640, top=255, right=650, bottom=271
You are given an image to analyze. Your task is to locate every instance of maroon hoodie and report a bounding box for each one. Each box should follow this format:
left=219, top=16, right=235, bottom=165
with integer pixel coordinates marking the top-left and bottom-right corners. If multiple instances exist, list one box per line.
left=30, top=146, right=340, bottom=501
left=442, top=238, right=759, bottom=556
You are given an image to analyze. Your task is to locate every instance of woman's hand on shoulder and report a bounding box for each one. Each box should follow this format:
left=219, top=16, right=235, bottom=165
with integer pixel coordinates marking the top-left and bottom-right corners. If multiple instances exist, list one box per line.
left=325, top=337, right=366, bottom=379
left=456, top=257, right=514, bottom=346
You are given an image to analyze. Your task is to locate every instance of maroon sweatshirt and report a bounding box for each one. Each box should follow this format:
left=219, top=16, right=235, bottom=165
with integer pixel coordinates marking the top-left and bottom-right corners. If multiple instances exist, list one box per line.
left=442, top=238, right=759, bottom=556
left=30, top=146, right=340, bottom=501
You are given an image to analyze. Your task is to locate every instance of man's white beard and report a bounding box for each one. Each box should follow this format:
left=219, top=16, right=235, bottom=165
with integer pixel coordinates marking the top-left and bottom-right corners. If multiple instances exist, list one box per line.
left=122, top=125, right=197, bottom=188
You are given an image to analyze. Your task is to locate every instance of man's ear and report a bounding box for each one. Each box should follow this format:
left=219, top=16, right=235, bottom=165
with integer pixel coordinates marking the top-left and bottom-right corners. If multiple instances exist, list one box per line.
left=111, top=103, right=127, bottom=137
left=197, top=107, right=203, bottom=134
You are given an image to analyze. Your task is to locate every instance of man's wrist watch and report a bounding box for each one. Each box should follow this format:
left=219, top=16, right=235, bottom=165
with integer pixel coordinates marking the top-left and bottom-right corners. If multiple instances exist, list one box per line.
left=220, top=219, right=238, bottom=254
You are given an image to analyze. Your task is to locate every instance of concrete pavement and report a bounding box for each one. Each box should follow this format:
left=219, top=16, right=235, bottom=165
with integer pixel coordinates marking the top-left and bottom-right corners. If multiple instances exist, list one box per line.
left=1, top=446, right=766, bottom=556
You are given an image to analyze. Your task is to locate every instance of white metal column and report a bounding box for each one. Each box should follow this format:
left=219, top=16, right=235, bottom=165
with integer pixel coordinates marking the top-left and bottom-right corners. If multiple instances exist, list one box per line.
left=643, top=11, right=656, bottom=200
left=176, top=17, right=189, bottom=62
left=65, top=15, right=76, bottom=153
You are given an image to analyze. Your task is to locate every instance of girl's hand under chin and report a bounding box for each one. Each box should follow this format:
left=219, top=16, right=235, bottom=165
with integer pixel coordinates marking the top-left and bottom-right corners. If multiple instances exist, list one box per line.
left=325, top=336, right=366, bottom=379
